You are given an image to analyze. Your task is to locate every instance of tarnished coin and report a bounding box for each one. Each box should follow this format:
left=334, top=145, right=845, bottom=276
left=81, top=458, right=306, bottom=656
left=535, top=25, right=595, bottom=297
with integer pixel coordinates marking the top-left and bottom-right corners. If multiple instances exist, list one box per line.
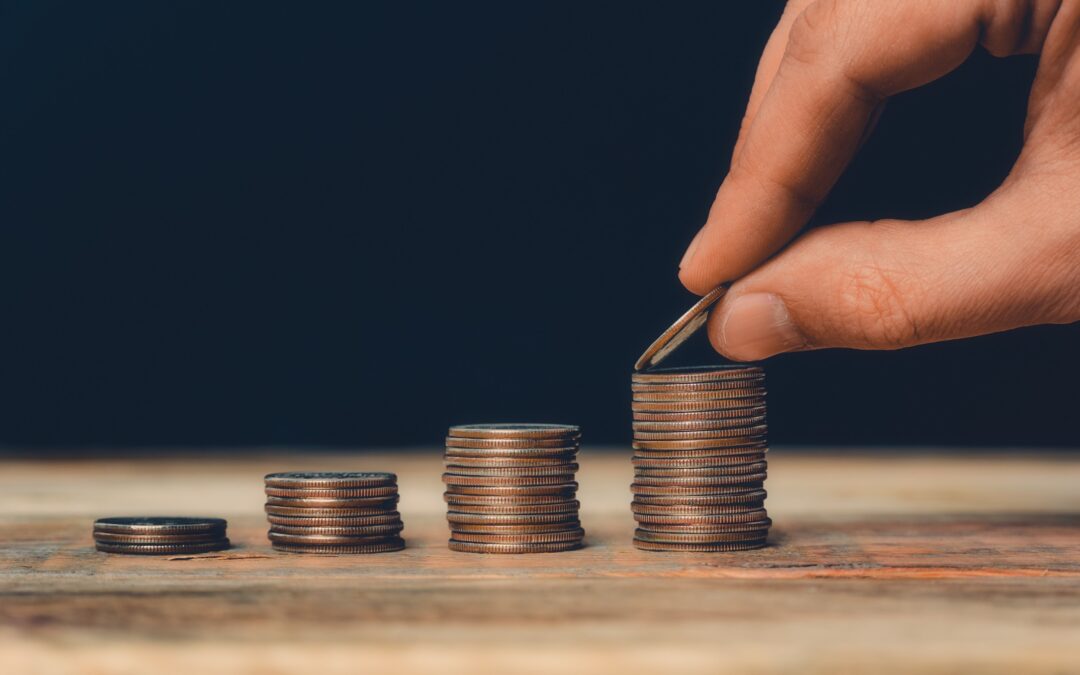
left=95, top=540, right=231, bottom=555
left=631, top=378, right=763, bottom=393
left=631, top=398, right=766, bottom=413
left=449, top=521, right=582, bottom=534
left=272, top=537, right=405, bottom=554
left=634, top=529, right=769, bottom=544
left=448, top=539, right=582, bottom=554
left=267, top=531, right=400, bottom=546
left=446, top=511, right=581, bottom=525
left=631, top=480, right=765, bottom=494
left=633, top=505, right=769, bottom=520
left=264, top=486, right=399, bottom=499
left=269, top=523, right=403, bottom=537
left=636, top=519, right=772, bottom=534
left=632, top=445, right=768, bottom=459
left=440, top=464, right=579, bottom=477
left=631, top=426, right=769, bottom=441
left=632, top=437, right=766, bottom=451
left=632, top=454, right=766, bottom=469
left=264, top=472, right=397, bottom=489
left=632, top=490, right=767, bottom=506
left=265, top=494, right=398, bottom=507
left=632, top=365, right=764, bottom=383
left=632, top=406, right=767, bottom=422
left=449, top=527, right=585, bottom=544
left=631, top=415, right=767, bottom=432
left=634, top=286, right=728, bottom=371
left=443, top=454, right=577, bottom=468
left=443, top=483, right=578, bottom=497
left=448, top=423, right=580, bottom=440
left=442, top=447, right=578, bottom=457
left=445, top=436, right=576, bottom=449
left=92, top=531, right=226, bottom=545
left=265, top=503, right=398, bottom=518
left=266, top=512, right=403, bottom=528
left=634, top=462, right=768, bottom=478
left=442, top=473, right=577, bottom=487
left=633, top=538, right=766, bottom=552
left=93, top=517, right=226, bottom=536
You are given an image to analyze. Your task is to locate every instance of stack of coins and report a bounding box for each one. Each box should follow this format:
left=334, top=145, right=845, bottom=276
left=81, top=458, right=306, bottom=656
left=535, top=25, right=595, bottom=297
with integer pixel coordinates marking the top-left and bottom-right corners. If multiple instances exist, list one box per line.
left=631, top=365, right=770, bottom=551
left=444, top=424, right=584, bottom=554
left=264, top=472, right=405, bottom=554
left=93, top=517, right=230, bottom=555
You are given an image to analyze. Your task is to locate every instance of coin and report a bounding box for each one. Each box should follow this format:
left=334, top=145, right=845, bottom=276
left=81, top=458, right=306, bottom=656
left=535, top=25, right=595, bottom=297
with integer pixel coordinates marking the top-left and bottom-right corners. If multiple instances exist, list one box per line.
left=632, top=365, right=764, bottom=383
left=269, top=523, right=404, bottom=537
left=443, top=483, right=578, bottom=497
left=450, top=528, right=585, bottom=544
left=631, top=416, right=767, bottom=432
left=631, top=426, right=769, bottom=441
left=264, top=486, right=399, bottom=499
left=631, top=398, right=766, bottom=413
left=634, top=529, right=769, bottom=544
left=448, top=540, right=583, bottom=554
left=636, top=519, right=772, bottom=534
left=272, top=538, right=406, bottom=554
left=265, top=503, right=399, bottom=517
left=443, top=501, right=581, bottom=516
left=443, top=455, right=577, bottom=468
left=631, top=480, right=765, bottom=494
left=634, top=285, right=728, bottom=371
left=440, top=464, right=580, bottom=477
left=92, top=531, right=227, bottom=544
left=444, top=436, right=576, bottom=449
left=93, top=517, right=226, bottom=535
left=632, top=406, right=767, bottom=422
left=448, top=522, right=582, bottom=534
left=632, top=437, right=767, bottom=451
left=448, top=423, right=580, bottom=440
left=632, top=446, right=768, bottom=459
left=632, top=454, right=765, bottom=468
left=266, top=513, right=403, bottom=527
left=446, top=511, right=582, bottom=525
left=264, top=472, right=397, bottom=489
left=632, top=490, right=767, bottom=506
left=267, top=531, right=401, bottom=546
left=94, top=540, right=231, bottom=555
left=634, top=462, right=768, bottom=478
left=631, top=378, right=764, bottom=392
left=443, top=492, right=580, bottom=506
left=632, top=388, right=764, bottom=402
left=632, top=506, right=769, bottom=520
left=264, top=494, right=399, bottom=507
left=632, top=539, right=766, bottom=552
left=442, top=473, right=577, bottom=487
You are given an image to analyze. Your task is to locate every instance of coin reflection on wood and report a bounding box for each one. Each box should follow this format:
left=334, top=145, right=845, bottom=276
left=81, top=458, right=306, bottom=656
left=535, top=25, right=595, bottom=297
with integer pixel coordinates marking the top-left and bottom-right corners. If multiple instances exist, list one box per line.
left=444, top=423, right=584, bottom=553
left=631, top=365, right=770, bottom=551
left=263, top=472, right=405, bottom=553
left=93, top=517, right=231, bottom=555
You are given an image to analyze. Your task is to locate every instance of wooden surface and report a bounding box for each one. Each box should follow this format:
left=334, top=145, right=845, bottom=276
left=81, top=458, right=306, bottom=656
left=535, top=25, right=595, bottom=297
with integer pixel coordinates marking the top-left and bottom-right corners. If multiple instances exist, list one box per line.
left=2, top=449, right=1079, bottom=674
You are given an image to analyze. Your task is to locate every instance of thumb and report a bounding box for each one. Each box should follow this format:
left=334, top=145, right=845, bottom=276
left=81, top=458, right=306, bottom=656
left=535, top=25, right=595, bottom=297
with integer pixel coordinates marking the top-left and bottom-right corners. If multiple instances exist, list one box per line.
left=706, top=191, right=1080, bottom=361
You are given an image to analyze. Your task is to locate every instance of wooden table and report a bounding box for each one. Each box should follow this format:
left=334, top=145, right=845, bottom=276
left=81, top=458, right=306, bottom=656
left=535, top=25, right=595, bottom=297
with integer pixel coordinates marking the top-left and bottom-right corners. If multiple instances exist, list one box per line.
left=2, top=449, right=1078, bottom=674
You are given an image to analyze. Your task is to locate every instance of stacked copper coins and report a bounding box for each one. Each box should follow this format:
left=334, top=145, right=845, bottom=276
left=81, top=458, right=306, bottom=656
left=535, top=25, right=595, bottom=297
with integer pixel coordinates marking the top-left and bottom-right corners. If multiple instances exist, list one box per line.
left=444, top=424, right=584, bottom=554
left=631, top=365, right=770, bottom=551
left=264, top=472, right=405, bottom=554
left=93, top=517, right=230, bottom=555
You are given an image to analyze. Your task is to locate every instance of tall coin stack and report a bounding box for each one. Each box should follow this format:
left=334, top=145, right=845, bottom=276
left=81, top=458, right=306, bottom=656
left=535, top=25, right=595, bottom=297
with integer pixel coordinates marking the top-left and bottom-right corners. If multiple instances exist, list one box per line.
left=444, top=424, right=584, bottom=554
left=264, top=472, right=405, bottom=554
left=630, top=365, right=770, bottom=551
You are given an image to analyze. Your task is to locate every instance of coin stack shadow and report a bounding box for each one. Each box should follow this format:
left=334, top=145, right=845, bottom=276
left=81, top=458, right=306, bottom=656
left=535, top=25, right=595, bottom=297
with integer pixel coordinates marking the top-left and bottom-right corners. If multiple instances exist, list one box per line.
left=93, top=517, right=230, bottom=555
left=264, top=472, right=405, bottom=553
left=631, top=365, right=770, bottom=551
left=444, top=424, right=584, bottom=553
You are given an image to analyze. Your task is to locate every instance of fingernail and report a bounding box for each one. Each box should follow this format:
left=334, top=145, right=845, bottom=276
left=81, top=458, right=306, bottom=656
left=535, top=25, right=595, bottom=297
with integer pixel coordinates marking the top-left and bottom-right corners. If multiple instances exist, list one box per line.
left=715, top=293, right=806, bottom=361
left=679, top=229, right=704, bottom=271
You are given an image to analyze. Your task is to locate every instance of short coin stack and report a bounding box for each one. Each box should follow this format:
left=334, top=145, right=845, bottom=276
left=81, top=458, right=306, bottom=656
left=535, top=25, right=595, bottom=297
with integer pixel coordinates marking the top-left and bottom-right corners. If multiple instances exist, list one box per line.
left=264, top=472, right=405, bottom=553
left=93, top=516, right=230, bottom=555
left=631, top=365, right=770, bottom=551
left=444, top=424, right=584, bottom=553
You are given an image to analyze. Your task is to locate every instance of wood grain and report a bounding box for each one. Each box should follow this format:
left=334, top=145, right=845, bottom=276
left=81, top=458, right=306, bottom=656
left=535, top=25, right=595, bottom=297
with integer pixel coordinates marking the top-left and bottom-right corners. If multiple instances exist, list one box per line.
left=1, top=449, right=1079, bottom=674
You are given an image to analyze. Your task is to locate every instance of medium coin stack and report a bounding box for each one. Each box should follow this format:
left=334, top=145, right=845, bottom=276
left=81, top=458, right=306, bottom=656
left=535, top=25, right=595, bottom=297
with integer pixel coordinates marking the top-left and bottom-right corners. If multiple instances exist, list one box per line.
left=444, top=423, right=584, bottom=554
left=264, top=472, right=405, bottom=554
left=93, top=517, right=230, bottom=555
left=631, top=365, right=770, bottom=551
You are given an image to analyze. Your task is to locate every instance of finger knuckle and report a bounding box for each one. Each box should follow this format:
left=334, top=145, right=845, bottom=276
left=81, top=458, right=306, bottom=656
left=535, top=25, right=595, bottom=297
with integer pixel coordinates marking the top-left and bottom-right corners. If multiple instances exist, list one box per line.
left=834, top=256, right=923, bottom=348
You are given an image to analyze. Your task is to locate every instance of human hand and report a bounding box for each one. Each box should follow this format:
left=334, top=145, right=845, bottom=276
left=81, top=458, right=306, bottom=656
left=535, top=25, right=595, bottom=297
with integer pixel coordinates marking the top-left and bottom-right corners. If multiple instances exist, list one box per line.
left=678, top=0, right=1080, bottom=361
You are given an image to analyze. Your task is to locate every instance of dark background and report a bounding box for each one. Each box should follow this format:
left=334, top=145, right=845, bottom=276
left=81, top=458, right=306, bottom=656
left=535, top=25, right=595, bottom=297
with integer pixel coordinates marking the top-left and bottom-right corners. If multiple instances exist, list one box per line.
left=1, top=2, right=1076, bottom=450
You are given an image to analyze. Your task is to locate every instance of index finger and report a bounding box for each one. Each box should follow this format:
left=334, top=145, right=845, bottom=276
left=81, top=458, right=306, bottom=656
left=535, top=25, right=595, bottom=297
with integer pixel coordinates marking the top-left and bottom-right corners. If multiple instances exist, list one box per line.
left=678, top=0, right=988, bottom=294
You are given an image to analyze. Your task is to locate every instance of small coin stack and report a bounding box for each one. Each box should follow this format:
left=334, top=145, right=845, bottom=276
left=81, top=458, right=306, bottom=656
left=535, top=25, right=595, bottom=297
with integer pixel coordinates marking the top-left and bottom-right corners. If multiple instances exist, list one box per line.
left=631, top=365, right=770, bottom=552
left=444, top=423, right=584, bottom=554
left=264, top=472, right=405, bottom=554
left=93, top=517, right=230, bottom=555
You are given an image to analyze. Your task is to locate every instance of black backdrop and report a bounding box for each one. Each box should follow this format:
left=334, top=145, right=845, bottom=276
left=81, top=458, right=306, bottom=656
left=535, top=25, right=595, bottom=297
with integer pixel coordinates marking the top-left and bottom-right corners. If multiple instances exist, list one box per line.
left=1, top=2, right=1077, bottom=449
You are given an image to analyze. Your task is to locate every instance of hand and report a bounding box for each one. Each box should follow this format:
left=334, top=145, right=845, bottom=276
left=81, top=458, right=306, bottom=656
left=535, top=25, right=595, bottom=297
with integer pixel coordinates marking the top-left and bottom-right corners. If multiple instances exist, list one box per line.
left=678, top=0, right=1080, bottom=361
